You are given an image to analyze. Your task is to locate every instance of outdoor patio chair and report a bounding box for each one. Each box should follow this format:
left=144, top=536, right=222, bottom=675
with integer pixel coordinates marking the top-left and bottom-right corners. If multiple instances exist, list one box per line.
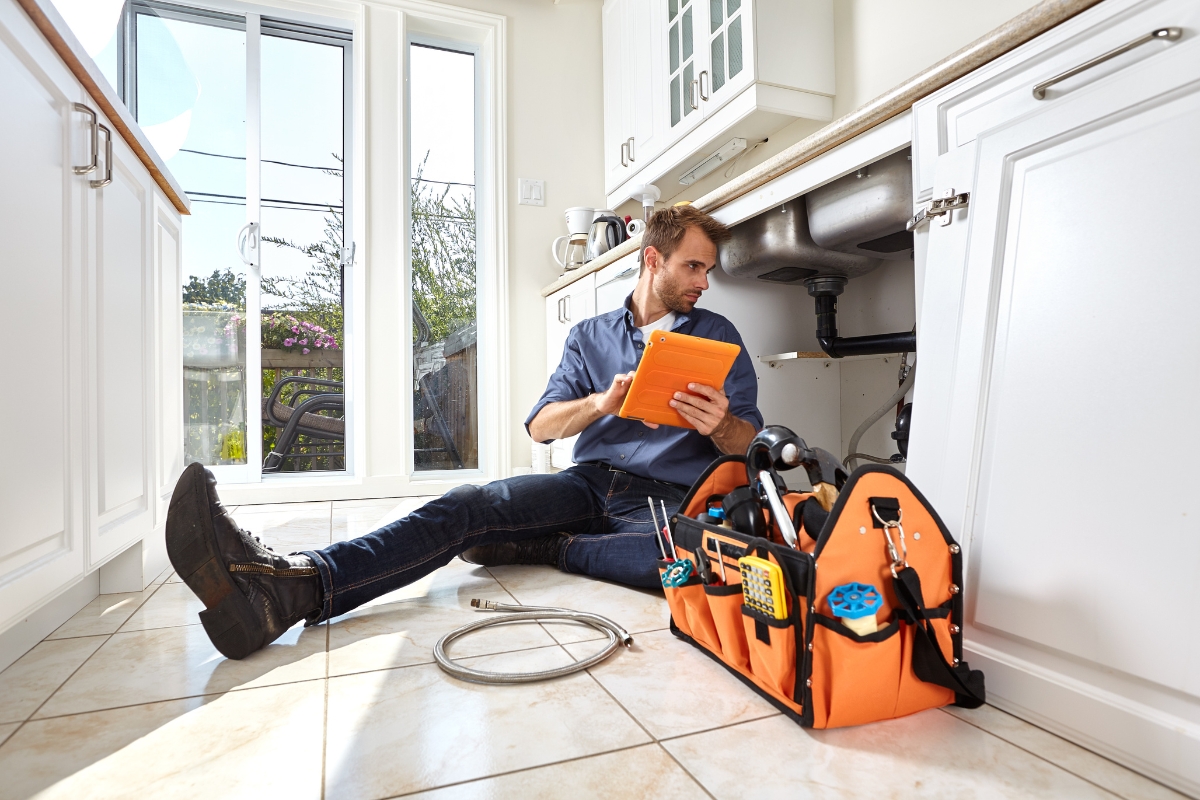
left=262, top=376, right=345, bottom=472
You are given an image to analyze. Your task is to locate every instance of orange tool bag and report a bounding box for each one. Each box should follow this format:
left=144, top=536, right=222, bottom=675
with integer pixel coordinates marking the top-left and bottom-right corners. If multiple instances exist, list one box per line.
left=661, top=453, right=986, bottom=729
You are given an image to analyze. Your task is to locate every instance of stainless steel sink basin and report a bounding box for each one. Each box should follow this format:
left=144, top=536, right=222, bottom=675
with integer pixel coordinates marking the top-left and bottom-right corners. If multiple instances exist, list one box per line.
left=805, top=149, right=914, bottom=261
left=718, top=195, right=881, bottom=284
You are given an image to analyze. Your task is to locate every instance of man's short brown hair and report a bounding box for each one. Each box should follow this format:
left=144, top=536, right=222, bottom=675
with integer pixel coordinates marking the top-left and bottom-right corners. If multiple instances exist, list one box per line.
left=641, top=205, right=731, bottom=269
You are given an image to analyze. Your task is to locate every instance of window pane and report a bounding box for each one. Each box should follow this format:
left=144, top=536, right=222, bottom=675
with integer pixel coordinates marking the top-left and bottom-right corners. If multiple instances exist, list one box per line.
left=668, top=0, right=677, bottom=22
left=259, top=34, right=347, bottom=473
left=727, top=0, right=741, bottom=13
left=710, top=0, right=722, bottom=33
left=711, top=31, right=725, bottom=92
left=670, top=74, right=681, bottom=126
left=728, top=15, right=743, bottom=78
left=669, top=21, right=679, bottom=73
left=410, top=43, right=478, bottom=471
left=136, top=12, right=249, bottom=467
left=50, top=0, right=122, bottom=96
left=682, top=7, right=693, bottom=61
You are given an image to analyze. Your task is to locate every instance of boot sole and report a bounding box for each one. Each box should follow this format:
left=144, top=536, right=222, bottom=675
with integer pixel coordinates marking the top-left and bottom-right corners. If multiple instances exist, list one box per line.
left=166, top=465, right=262, bottom=660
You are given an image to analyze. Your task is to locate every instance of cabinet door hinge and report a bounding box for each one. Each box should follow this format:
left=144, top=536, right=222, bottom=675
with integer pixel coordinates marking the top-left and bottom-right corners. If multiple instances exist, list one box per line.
left=907, top=189, right=970, bottom=231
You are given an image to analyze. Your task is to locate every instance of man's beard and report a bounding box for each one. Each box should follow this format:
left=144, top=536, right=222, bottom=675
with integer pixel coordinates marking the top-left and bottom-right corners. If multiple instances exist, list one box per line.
left=654, top=272, right=700, bottom=314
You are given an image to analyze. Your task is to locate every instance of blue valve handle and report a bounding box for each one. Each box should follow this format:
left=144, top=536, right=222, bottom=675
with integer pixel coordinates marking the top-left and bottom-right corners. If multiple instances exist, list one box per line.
left=662, top=559, right=694, bottom=588
left=828, top=582, right=882, bottom=619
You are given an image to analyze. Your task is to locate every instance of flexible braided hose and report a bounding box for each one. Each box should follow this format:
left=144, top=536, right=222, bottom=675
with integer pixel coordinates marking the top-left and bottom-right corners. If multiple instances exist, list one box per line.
left=433, top=600, right=633, bottom=684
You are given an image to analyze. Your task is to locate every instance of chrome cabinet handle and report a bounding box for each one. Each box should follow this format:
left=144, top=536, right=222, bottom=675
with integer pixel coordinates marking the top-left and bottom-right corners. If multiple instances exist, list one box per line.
left=1033, top=27, right=1181, bottom=99
left=562, top=297, right=572, bottom=323
left=89, top=124, right=113, bottom=188
left=72, top=102, right=98, bottom=175
left=627, top=136, right=635, bottom=162
left=699, top=70, right=709, bottom=101
left=690, top=78, right=699, bottom=109
left=620, top=140, right=629, bottom=167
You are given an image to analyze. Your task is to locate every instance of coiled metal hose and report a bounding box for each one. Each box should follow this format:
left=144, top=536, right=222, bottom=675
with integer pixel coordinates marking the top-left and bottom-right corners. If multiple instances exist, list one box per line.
left=433, top=599, right=633, bottom=684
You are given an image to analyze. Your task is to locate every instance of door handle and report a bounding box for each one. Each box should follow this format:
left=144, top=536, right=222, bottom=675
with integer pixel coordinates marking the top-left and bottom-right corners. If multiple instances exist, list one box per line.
left=562, top=296, right=572, bottom=323
left=620, top=140, right=629, bottom=167
left=690, top=78, right=700, bottom=109
left=237, top=221, right=260, bottom=267
left=89, top=124, right=113, bottom=188
left=1032, top=27, right=1181, bottom=99
left=699, top=70, right=709, bottom=101
left=72, top=102, right=98, bottom=175
left=627, top=137, right=636, bottom=162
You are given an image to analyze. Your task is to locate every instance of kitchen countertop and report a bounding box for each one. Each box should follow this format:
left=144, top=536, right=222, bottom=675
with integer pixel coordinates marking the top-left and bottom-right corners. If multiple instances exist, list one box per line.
left=541, top=0, right=1103, bottom=298
left=15, top=0, right=191, bottom=215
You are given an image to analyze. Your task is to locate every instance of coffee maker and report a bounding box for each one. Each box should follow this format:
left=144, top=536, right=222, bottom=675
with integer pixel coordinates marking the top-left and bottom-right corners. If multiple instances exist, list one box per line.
left=552, top=206, right=593, bottom=271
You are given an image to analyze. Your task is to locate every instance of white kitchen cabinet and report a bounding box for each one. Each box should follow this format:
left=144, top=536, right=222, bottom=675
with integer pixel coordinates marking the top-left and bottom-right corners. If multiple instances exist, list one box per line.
left=908, top=0, right=1200, bottom=794
left=0, top=0, right=184, bottom=636
left=544, top=273, right=596, bottom=469
left=604, top=0, right=834, bottom=204
left=603, top=0, right=667, bottom=193
left=593, top=249, right=640, bottom=315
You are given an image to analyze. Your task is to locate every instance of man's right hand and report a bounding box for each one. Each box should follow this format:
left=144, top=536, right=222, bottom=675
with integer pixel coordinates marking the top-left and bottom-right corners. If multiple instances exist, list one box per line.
left=592, top=372, right=636, bottom=416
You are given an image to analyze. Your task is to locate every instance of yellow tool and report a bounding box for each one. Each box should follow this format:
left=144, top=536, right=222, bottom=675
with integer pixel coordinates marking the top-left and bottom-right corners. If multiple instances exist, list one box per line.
left=738, top=555, right=788, bottom=620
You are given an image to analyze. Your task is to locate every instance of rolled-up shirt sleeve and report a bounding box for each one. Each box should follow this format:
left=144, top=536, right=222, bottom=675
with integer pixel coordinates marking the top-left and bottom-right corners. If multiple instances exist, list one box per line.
left=723, top=329, right=764, bottom=431
left=524, top=326, right=594, bottom=442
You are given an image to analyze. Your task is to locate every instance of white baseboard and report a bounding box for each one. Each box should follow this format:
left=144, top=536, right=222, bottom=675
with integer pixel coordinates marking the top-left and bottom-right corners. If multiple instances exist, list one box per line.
left=0, top=572, right=99, bottom=674
left=967, top=644, right=1200, bottom=798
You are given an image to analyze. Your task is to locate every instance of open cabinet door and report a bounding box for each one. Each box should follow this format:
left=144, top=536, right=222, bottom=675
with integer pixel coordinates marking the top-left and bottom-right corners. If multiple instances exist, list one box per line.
left=912, top=11, right=1200, bottom=795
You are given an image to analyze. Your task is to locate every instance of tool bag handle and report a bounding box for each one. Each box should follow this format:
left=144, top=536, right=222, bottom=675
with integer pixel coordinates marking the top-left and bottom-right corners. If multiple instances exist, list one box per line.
left=891, top=566, right=986, bottom=708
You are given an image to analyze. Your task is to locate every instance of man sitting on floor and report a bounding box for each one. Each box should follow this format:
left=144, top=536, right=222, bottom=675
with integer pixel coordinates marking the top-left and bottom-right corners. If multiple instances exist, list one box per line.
left=166, top=205, right=763, bottom=659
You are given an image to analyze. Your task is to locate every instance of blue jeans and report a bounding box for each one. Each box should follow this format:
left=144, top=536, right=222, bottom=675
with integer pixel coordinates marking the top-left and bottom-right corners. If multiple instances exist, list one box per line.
left=302, top=464, right=687, bottom=622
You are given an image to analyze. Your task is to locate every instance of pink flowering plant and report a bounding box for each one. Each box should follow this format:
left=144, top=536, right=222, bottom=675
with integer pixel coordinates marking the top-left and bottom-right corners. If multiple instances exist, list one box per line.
left=262, top=313, right=339, bottom=355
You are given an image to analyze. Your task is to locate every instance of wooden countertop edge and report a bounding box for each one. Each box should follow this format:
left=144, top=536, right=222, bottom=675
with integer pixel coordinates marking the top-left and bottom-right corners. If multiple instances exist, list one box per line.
left=16, top=0, right=192, bottom=216
left=541, top=0, right=1104, bottom=298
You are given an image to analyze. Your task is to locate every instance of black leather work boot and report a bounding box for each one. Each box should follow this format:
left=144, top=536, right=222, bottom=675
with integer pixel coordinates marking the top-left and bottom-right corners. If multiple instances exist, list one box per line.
left=166, top=462, right=323, bottom=660
left=460, top=534, right=565, bottom=568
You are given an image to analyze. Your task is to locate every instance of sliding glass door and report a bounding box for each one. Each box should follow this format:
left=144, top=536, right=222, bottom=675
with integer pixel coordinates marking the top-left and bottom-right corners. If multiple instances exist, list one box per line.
left=72, top=0, right=353, bottom=481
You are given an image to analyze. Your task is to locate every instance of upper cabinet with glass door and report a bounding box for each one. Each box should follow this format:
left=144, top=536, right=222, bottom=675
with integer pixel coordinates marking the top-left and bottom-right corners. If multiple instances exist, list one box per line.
left=604, top=0, right=835, bottom=203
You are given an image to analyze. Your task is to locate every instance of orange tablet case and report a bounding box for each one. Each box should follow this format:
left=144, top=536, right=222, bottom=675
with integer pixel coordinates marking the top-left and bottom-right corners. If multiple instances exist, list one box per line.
left=618, top=329, right=742, bottom=428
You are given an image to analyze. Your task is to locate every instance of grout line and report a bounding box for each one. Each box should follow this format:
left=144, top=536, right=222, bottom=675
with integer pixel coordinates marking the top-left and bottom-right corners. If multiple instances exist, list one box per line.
left=936, top=707, right=1134, bottom=800
left=658, top=742, right=719, bottom=800
left=655, top=712, right=782, bottom=744
left=377, top=742, right=660, bottom=799
left=0, top=580, right=169, bottom=749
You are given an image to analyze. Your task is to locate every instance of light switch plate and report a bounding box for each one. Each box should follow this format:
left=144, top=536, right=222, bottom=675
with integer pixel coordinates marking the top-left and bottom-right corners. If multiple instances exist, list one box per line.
left=518, top=178, right=545, bottom=206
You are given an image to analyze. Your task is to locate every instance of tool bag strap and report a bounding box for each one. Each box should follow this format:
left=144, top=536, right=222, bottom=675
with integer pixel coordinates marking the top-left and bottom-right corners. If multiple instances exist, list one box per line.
left=891, top=566, right=986, bottom=708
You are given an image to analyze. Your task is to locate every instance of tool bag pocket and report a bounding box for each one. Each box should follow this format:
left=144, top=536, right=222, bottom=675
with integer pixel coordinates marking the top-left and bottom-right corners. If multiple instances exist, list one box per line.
left=742, top=605, right=799, bottom=701
left=809, top=614, right=902, bottom=728
left=704, top=584, right=750, bottom=671
left=658, top=560, right=721, bottom=652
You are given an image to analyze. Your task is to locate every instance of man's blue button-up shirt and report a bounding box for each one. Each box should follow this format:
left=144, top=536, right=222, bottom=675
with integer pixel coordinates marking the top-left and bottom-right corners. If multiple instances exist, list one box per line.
left=526, top=296, right=763, bottom=487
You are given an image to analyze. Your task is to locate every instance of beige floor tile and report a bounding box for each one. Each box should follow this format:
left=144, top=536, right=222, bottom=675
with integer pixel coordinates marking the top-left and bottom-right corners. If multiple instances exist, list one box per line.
left=0, top=681, right=324, bottom=800
left=664, top=712, right=1120, bottom=799
left=328, top=584, right=555, bottom=677
left=46, top=590, right=155, bottom=639
left=488, top=566, right=670, bottom=644
left=232, top=503, right=332, bottom=548
left=330, top=495, right=438, bottom=542
left=403, top=744, right=709, bottom=800
left=324, top=648, right=651, bottom=799
left=565, top=628, right=778, bottom=739
left=118, top=581, right=206, bottom=632
left=0, top=722, right=17, bottom=747
left=35, top=622, right=326, bottom=718
left=943, top=705, right=1187, bottom=800
left=0, top=637, right=106, bottom=724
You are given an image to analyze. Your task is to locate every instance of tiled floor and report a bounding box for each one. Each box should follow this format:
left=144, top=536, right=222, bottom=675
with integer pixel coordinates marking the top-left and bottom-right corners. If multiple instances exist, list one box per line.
left=0, top=499, right=1187, bottom=800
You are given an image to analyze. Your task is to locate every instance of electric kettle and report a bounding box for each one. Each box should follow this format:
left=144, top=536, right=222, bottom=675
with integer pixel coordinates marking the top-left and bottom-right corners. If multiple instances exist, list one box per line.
left=586, top=212, right=628, bottom=262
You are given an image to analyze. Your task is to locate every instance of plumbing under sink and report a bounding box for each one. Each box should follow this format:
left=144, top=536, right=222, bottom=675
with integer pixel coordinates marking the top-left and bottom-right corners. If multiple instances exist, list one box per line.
left=718, top=195, right=881, bottom=284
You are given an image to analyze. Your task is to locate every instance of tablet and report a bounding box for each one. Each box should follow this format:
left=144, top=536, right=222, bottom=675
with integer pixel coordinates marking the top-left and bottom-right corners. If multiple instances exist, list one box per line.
left=618, top=329, right=742, bottom=428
